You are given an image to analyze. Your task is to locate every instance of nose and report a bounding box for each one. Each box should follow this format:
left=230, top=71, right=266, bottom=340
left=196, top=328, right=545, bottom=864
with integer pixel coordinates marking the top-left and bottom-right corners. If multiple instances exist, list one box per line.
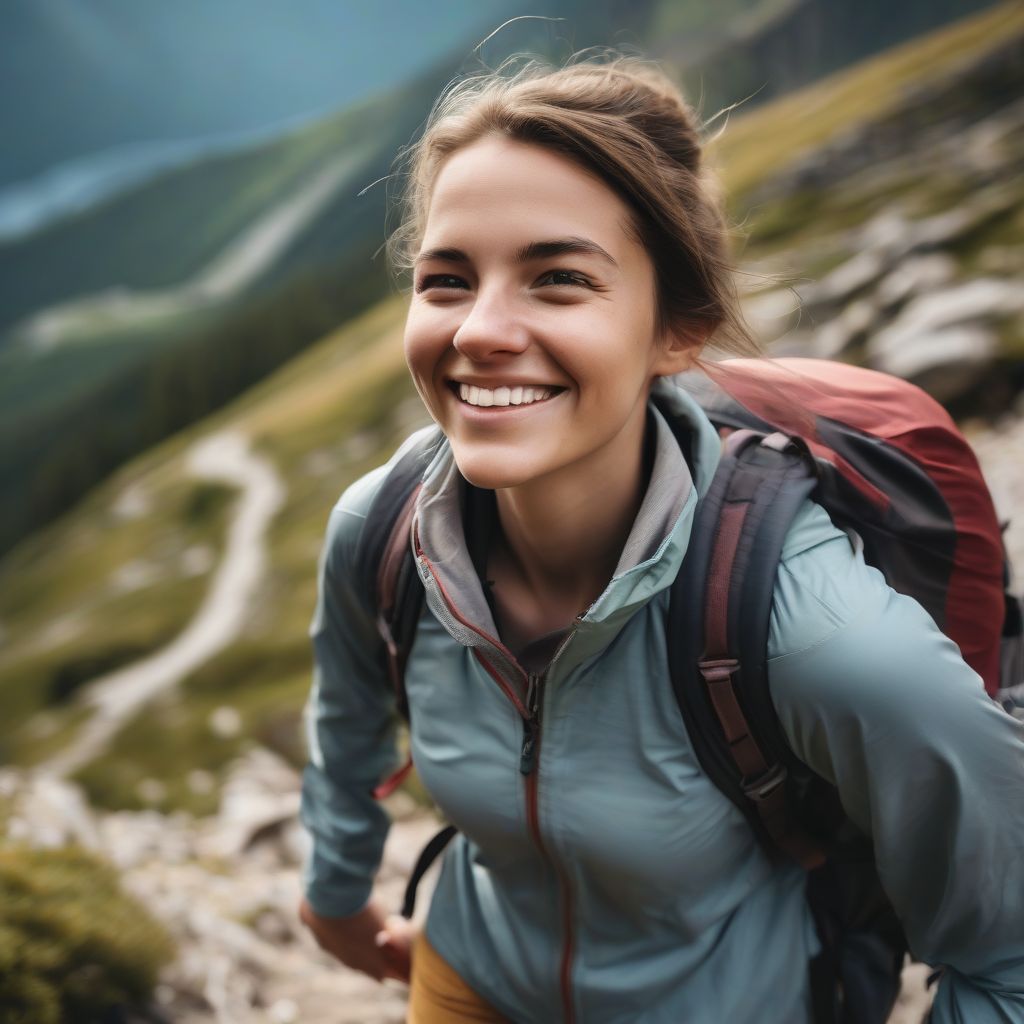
left=452, top=286, right=530, bottom=362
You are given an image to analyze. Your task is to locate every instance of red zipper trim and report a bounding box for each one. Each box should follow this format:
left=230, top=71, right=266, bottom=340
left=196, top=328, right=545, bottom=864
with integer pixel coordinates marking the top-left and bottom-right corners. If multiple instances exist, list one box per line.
left=415, top=528, right=527, bottom=677
left=417, top=523, right=575, bottom=1020
left=558, top=860, right=576, bottom=1024
left=524, top=709, right=576, bottom=1024
left=474, top=650, right=529, bottom=718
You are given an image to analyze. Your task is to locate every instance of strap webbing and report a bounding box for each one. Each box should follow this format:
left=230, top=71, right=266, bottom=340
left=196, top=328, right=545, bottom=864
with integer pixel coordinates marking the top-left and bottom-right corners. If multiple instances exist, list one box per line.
left=401, top=825, right=458, bottom=919
left=678, top=430, right=825, bottom=868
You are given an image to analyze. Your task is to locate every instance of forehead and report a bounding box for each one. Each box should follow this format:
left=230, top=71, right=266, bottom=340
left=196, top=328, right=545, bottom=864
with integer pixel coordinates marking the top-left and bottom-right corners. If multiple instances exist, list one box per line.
left=423, top=136, right=638, bottom=254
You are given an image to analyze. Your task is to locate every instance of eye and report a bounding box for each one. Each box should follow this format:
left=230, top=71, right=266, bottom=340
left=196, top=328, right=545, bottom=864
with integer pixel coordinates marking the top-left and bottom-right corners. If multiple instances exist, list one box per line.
left=538, top=269, right=591, bottom=288
left=415, top=274, right=468, bottom=293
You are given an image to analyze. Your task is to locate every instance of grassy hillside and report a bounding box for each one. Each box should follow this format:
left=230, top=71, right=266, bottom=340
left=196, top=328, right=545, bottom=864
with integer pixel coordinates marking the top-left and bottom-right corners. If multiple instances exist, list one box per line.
left=0, top=1, right=1020, bottom=813
left=710, top=0, right=1024, bottom=206
left=0, top=0, right=999, bottom=565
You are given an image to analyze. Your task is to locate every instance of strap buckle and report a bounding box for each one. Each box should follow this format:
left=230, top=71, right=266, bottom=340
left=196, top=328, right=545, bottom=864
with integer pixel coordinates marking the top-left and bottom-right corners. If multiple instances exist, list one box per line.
left=741, top=763, right=787, bottom=802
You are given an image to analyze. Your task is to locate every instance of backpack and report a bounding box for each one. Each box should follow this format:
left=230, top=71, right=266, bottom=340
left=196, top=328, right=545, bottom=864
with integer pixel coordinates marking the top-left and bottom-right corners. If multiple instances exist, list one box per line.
left=351, top=356, right=1024, bottom=1024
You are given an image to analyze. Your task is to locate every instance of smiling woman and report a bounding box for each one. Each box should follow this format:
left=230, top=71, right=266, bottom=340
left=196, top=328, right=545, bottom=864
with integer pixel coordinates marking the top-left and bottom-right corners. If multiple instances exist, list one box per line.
left=297, top=53, right=1024, bottom=1024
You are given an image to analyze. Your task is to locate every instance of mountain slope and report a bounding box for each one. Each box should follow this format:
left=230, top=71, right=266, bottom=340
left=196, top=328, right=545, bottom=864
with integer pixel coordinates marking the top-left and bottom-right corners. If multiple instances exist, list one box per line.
left=0, top=0, right=513, bottom=187
left=1, top=1, right=1020, bottom=812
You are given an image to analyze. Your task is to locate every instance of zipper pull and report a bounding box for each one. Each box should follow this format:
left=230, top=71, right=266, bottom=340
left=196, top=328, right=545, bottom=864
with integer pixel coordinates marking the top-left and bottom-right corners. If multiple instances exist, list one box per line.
left=520, top=673, right=542, bottom=776
left=520, top=716, right=538, bottom=775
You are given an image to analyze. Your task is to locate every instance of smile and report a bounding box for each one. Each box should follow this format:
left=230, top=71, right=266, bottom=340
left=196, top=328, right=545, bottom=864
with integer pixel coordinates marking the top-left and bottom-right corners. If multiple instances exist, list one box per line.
left=451, top=382, right=563, bottom=408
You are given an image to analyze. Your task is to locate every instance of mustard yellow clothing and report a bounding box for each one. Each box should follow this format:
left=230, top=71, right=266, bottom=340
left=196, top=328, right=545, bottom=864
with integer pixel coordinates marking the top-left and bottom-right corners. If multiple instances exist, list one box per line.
left=408, top=933, right=510, bottom=1024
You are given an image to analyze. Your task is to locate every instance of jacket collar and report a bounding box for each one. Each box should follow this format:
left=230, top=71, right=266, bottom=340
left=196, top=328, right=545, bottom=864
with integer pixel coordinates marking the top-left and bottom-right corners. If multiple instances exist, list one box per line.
left=413, top=376, right=722, bottom=665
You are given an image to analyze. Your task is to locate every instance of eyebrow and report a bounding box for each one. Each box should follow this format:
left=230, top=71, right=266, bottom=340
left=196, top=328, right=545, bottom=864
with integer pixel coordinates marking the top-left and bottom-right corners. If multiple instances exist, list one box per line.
left=415, top=236, right=618, bottom=268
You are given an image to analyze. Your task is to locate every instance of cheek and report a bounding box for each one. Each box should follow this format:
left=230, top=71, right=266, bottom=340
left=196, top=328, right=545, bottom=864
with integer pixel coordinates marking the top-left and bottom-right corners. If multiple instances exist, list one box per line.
left=403, top=317, right=438, bottom=382
left=404, top=300, right=456, bottom=359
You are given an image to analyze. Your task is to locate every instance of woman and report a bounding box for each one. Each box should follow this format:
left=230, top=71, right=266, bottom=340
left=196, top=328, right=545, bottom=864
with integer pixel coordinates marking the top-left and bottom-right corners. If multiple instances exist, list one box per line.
left=298, top=57, right=1024, bottom=1022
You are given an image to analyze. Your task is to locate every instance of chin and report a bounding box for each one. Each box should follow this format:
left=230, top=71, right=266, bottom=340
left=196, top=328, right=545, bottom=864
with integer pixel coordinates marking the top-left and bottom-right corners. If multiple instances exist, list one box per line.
left=450, top=446, right=540, bottom=491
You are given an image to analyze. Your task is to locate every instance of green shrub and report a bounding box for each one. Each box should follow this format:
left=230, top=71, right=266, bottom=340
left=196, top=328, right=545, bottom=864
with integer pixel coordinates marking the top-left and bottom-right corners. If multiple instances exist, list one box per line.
left=0, top=844, right=175, bottom=1024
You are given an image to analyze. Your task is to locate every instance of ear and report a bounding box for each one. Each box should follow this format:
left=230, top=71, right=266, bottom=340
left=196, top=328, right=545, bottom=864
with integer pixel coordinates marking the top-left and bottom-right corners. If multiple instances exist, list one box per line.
left=651, top=323, right=709, bottom=377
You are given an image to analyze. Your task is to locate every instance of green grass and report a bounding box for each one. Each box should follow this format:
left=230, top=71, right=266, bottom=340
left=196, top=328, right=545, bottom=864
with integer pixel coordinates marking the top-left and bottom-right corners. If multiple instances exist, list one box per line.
left=0, top=474, right=234, bottom=762
left=61, top=293, right=431, bottom=812
left=712, top=1, right=1024, bottom=209
left=948, top=194, right=1024, bottom=274
left=72, top=638, right=313, bottom=815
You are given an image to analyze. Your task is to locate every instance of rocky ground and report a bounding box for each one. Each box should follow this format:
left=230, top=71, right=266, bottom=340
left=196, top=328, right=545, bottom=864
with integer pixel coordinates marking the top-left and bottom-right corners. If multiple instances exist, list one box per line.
left=1, top=745, right=947, bottom=1024
left=2, top=748, right=435, bottom=1024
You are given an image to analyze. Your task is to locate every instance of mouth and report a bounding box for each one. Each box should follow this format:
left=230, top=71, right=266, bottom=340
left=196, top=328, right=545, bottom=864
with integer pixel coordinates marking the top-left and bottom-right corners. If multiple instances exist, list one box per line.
left=448, top=380, right=566, bottom=409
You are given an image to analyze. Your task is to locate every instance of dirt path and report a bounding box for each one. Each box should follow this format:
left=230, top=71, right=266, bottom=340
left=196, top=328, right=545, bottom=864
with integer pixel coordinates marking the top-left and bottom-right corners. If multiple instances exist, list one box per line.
left=40, top=431, right=285, bottom=777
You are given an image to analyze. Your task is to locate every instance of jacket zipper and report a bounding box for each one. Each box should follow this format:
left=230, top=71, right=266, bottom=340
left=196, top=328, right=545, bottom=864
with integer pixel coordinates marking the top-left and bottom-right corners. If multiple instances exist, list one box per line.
left=519, top=653, right=577, bottom=1024
left=418, top=543, right=579, bottom=1023
left=519, top=672, right=542, bottom=775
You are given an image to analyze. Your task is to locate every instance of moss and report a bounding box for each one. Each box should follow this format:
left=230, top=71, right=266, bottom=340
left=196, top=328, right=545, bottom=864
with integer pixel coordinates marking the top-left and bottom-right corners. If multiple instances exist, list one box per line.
left=995, top=314, right=1024, bottom=360
left=0, top=844, right=175, bottom=1024
left=11, top=705, right=94, bottom=769
left=182, top=481, right=235, bottom=527
left=948, top=199, right=1024, bottom=273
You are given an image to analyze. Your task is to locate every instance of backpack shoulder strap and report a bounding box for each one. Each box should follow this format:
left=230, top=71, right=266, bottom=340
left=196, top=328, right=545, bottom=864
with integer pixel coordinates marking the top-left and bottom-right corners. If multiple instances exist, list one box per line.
left=353, top=431, right=461, bottom=920
left=668, top=428, right=824, bottom=868
left=354, top=430, right=439, bottom=722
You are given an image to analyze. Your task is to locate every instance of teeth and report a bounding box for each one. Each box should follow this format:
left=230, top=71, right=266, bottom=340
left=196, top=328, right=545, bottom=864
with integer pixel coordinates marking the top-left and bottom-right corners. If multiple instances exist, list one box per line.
left=457, top=384, right=554, bottom=408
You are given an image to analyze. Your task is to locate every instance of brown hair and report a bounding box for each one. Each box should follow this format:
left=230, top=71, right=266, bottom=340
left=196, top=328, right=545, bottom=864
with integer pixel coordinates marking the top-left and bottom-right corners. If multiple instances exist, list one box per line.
left=387, top=54, right=761, bottom=360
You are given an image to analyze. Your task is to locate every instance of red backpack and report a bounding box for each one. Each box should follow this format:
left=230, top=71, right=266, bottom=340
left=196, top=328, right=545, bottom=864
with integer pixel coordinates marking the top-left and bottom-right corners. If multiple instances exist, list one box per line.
left=681, top=356, right=1017, bottom=700
left=354, top=357, right=1024, bottom=1024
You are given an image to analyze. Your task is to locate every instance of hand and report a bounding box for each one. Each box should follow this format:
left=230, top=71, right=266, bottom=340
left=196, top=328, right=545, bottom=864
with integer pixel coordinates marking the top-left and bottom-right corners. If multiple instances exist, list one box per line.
left=298, top=896, right=418, bottom=983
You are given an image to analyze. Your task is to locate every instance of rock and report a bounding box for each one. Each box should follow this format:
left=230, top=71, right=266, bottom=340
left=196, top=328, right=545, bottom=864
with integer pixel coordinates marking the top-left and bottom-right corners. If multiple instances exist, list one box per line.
left=111, top=483, right=152, bottom=521
left=0, top=770, right=100, bottom=850
left=811, top=298, right=879, bottom=359
left=196, top=747, right=301, bottom=861
left=137, top=777, right=168, bottom=805
left=866, top=277, right=1024, bottom=400
left=268, top=998, right=299, bottom=1023
left=871, top=324, right=997, bottom=403
left=856, top=210, right=911, bottom=261
left=741, top=288, right=802, bottom=344
left=208, top=705, right=242, bottom=738
left=187, top=769, right=216, bottom=795
left=811, top=249, right=888, bottom=306
left=99, top=809, right=194, bottom=869
left=875, top=254, right=957, bottom=312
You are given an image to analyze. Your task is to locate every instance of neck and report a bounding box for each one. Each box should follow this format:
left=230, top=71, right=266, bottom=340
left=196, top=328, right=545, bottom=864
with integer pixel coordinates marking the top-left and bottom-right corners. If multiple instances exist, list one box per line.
left=493, top=409, right=654, bottom=615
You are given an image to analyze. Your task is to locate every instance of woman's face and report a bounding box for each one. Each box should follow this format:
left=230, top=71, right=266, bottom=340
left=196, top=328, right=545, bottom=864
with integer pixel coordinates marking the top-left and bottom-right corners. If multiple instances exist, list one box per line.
left=404, top=135, right=693, bottom=491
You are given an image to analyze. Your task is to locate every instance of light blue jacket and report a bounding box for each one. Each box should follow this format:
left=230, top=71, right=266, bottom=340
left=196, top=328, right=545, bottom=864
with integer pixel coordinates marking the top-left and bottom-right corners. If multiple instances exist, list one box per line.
left=301, top=378, right=1024, bottom=1023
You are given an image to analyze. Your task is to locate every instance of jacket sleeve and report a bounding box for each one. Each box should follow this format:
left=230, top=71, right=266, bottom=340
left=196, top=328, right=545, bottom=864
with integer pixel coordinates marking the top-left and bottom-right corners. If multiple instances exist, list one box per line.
left=299, top=471, right=403, bottom=918
left=766, top=501, right=1024, bottom=1023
